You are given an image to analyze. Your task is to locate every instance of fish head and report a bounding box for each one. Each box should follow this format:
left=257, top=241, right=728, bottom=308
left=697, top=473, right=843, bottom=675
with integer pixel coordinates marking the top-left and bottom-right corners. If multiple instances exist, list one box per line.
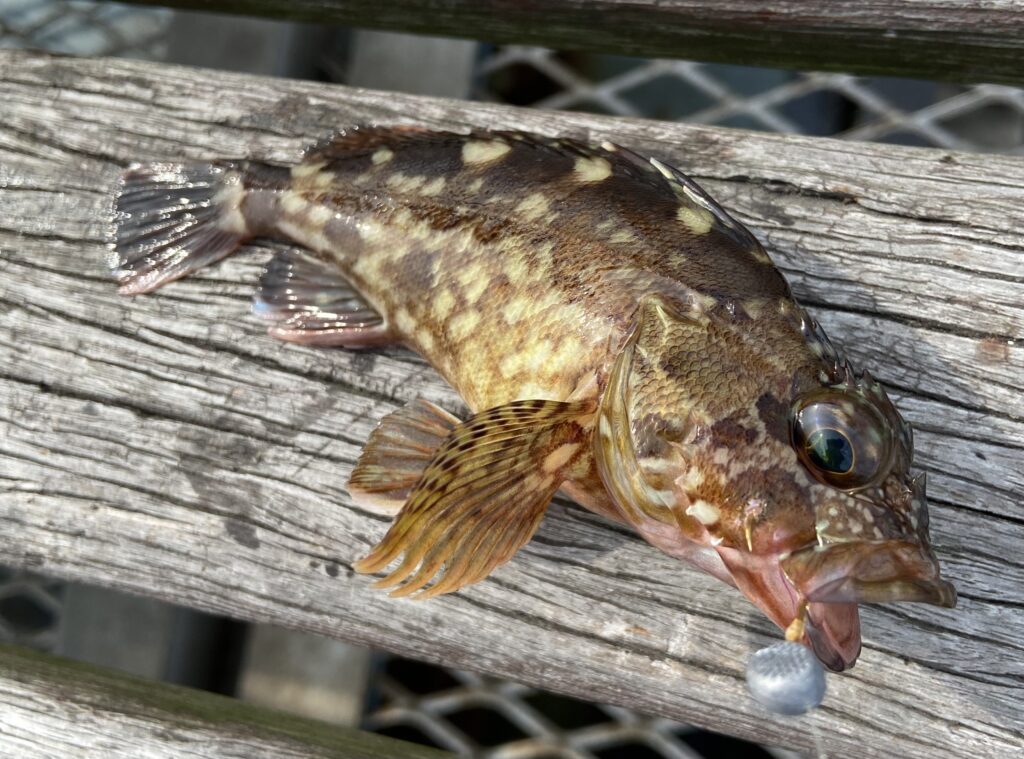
left=596, top=295, right=955, bottom=670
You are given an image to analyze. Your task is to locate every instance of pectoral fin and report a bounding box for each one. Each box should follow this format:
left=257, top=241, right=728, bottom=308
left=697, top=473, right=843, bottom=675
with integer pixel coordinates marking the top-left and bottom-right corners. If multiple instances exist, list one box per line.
left=353, top=399, right=595, bottom=599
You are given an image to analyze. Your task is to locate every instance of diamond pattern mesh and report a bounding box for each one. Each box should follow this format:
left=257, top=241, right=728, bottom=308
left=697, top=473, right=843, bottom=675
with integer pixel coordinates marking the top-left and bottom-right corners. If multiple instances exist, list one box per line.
left=366, top=657, right=795, bottom=759
left=476, top=46, right=1024, bottom=154
left=0, top=0, right=170, bottom=58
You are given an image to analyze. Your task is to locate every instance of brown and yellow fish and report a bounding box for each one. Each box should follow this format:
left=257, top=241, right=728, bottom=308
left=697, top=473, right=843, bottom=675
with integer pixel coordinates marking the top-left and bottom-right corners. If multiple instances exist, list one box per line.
left=110, top=126, right=956, bottom=671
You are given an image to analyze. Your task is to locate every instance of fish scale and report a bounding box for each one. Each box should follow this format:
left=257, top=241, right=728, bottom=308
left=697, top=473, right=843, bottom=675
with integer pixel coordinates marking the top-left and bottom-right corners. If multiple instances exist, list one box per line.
left=109, top=126, right=956, bottom=671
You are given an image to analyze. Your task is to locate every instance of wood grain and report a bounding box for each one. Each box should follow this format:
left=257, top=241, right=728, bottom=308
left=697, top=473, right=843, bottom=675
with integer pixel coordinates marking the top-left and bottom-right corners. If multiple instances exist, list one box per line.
left=119, top=0, right=1024, bottom=84
left=0, top=49, right=1021, bottom=758
left=0, top=644, right=450, bottom=758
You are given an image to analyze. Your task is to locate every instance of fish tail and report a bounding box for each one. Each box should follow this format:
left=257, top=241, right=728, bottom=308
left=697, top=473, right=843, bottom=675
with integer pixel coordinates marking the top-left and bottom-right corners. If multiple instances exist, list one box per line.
left=110, top=160, right=258, bottom=294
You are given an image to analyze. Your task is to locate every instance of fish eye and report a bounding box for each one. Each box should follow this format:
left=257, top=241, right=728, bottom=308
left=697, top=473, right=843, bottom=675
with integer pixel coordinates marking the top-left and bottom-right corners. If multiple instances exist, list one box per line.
left=791, top=391, right=892, bottom=490
left=804, top=428, right=853, bottom=474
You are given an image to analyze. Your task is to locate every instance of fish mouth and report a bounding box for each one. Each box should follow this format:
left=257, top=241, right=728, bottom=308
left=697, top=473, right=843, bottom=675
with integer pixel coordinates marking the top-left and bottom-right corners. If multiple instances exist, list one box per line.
left=780, top=540, right=957, bottom=609
left=804, top=601, right=861, bottom=672
left=715, top=546, right=864, bottom=671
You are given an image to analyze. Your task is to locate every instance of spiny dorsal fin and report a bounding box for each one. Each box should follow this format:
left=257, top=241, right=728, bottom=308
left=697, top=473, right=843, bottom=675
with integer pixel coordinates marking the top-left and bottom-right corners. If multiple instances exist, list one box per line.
left=646, top=153, right=763, bottom=253
left=353, top=399, right=596, bottom=599
left=347, top=399, right=462, bottom=514
left=253, top=248, right=393, bottom=347
left=303, top=125, right=440, bottom=162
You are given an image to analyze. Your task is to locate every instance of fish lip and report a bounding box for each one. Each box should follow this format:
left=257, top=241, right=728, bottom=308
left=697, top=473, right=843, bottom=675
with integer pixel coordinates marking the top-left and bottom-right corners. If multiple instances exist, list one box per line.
left=858, top=576, right=957, bottom=607
left=780, top=540, right=958, bottom=609
left=804, top=602, right=861, bottom=672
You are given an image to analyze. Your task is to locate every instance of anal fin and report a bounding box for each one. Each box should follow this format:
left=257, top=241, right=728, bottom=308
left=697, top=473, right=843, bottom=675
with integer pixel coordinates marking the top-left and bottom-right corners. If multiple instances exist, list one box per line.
left=347, top=399, right=461, bottom=514
left=353, top=399, right=596, bottom=599
left=253, top=249, right=394, bottom=347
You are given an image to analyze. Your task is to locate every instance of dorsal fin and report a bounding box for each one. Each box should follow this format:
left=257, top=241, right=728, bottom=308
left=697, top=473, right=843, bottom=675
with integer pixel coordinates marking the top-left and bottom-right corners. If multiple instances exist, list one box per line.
left=303, top=125, right=444, bottom=162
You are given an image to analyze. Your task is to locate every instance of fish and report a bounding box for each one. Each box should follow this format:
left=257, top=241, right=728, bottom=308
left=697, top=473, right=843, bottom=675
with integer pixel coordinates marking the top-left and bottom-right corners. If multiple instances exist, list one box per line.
left=109, top=126, right=956, bottom=671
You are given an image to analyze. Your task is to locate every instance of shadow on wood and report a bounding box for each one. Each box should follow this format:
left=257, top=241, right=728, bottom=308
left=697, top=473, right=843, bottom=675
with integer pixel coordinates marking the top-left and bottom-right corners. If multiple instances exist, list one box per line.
left=0, top=643, right=450, bottom=758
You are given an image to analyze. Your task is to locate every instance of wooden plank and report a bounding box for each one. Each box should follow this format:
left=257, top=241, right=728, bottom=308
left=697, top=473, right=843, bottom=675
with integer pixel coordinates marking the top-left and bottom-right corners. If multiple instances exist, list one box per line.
left=0, top=49, right=1021, bottom=758
left=119, top=0, right=1024, bottom=85
left=0, top=644, right=449, bottom=758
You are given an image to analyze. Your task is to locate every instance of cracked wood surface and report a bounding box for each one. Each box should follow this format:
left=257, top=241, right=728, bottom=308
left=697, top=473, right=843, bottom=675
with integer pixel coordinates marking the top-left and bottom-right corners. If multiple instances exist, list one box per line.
left=0, top=644, right=450, bottom=758
left=119, top=0, right=1024, bottom=85
left=0, top=50, right=1022, bottom=758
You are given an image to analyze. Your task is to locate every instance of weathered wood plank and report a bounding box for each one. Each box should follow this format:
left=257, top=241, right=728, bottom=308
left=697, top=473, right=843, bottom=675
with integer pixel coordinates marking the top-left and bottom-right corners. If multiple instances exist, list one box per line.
left=0, top=50, right=1021, bottom=758
left=119, top=0, right=1024, bottom=84
left=0, top=643, right=450, bottom=758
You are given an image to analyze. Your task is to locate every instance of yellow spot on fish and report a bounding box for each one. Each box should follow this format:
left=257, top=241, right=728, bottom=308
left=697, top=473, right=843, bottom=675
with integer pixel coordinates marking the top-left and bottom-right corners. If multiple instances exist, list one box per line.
left=214, top=173, right=247, bottom=233
left=524, top=473, right=556, bottom=492
left=503, top=295, right=532, bottom=324
left=693, top=292, right=718, bottom=314
left=523, top=339, right=553, bottom=372
left=281, top=190, right=308, bottom=215
left=372, top=147, right=394, bottom=165
left=744, top=298, right=768, bottom=319
left=462, top=140, right=511, bottom=165
left=609, top=229, right=636, bottom=245
left=542, top=442, right=580, bottom=473
left=448, top=310, right=480, bottom=341
left=416, top=328, right=436, bottom=353
left=421, top=176, right=446, bottom=196
left=434, top=289, right=456, bottom=321
left=750, top=245, right=772, bottom=264
left=462, top=275, right=488, bottom=303
left=649, top=157, right=675, bottom=181
left=308, top=204, right=333, bottom=226
left=277, top=218, right=328, bottom=252
left=394, top=307, right=416, bottom=335
left=574, top=156, right=612, bottom=182
left=503, top=256, right=529, bottom=283
left=292, top=161, right=326, bottom=179
left=549, top=336, right=583, bottom=368
left=680, top=468, right=704, bottom=490
left=515, top=192, right=551, bottom=221
left=312, top=171, right=335, bottom=189
left=467, top=177, right=485, bottom=193
left=600, top=141, right=618, bottom=152
left=686, top=499, right=720, bottom=526
left=518, top=382, right=560, bottom=401
left=499, top=353, right=519, bottom=376
left=387, top=173, right=426, bottom=193
left=532, top=241, right=555, bottom=277
left=677, top=206, right=714, bottom=235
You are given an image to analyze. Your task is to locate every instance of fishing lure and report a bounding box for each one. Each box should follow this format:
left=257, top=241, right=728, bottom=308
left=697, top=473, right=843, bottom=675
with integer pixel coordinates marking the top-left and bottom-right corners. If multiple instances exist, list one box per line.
left=110, top=126, right=955, bottom=670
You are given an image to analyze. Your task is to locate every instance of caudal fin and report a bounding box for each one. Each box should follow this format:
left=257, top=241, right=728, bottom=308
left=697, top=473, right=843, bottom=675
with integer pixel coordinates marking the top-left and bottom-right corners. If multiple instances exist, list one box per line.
left=110, top=161, right=249, bottom=294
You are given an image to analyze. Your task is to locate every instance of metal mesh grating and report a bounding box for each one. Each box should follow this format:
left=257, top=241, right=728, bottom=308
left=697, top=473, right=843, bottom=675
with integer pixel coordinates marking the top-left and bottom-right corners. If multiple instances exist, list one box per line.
left=476, top=46, right=1024, bottom=154
left=0, top=0, right=170, bottom=58
left=365, top=657, right=798, bottom=759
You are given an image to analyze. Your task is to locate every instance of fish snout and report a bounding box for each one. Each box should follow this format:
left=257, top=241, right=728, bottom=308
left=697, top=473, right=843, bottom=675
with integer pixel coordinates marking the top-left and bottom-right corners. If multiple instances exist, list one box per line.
left=780, top=540, right=957, bottom=609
